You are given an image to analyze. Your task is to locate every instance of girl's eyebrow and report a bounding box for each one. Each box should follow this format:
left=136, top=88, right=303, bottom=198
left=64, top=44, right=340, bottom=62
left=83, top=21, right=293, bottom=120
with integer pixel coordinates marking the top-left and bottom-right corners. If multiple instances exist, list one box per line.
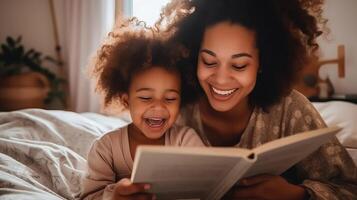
left=200, top=48, right=252, bottom=58
left=136, top=88, right=180, bottom=94
left=166, top=89, right=180, bottom=94
left=136, top=88, right=153, bottom=92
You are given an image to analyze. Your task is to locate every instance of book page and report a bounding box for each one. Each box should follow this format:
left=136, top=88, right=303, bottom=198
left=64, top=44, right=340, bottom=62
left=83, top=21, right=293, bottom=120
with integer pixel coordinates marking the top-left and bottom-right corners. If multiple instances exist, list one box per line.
left=131, top=147, right=254, bottom=200
left=242, top=126, right=340, bottom=178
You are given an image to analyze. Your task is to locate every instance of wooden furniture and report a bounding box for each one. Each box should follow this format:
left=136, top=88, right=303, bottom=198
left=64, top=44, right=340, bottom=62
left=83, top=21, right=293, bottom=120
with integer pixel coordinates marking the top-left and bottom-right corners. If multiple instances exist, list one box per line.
left=309, top=94, right=357, bottom=104
left=294, top=45, right=345, bottom=98
left=0, top=72, right=50, bottom=111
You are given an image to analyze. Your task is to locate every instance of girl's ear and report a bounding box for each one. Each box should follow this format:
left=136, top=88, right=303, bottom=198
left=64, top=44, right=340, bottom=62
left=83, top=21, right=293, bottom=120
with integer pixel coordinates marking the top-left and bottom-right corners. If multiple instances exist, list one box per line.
left=121, top=94, right=129, bottom=108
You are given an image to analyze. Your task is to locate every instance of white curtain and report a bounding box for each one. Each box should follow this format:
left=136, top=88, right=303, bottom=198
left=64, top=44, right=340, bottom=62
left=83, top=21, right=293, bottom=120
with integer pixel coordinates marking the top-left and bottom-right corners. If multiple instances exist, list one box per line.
left=54, top=0, right=115, bottom=112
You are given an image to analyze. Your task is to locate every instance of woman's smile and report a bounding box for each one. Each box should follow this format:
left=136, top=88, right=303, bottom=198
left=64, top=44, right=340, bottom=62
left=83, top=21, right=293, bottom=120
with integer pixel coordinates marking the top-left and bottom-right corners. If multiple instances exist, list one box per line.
left=210, top=85, right=239, bottom=101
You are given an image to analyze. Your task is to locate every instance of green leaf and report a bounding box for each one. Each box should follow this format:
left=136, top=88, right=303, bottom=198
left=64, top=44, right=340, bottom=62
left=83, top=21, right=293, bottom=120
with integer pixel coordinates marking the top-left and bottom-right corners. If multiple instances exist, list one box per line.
left=6, top=36, right=15, bottom=47
left=15, top=46, right=25, bottom=59
left=15, top=36, right=22, bottom=44
left=1, top=44, right=10, bottom=54
left=25, top=49, right=35, bottom=57
left=43, top=56, right=62, bottom=66
left=1, top=35, right=66, bottom=106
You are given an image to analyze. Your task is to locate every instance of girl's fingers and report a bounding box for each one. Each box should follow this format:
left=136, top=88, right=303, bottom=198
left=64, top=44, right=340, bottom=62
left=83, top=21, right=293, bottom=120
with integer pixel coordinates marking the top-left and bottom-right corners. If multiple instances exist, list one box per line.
left=115, top=178, right=151, bottom=196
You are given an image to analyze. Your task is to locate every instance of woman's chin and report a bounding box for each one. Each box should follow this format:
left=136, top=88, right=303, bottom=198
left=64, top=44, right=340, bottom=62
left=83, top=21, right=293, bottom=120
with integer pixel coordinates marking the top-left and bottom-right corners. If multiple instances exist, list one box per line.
left=208, top=99, right=236, bottom=112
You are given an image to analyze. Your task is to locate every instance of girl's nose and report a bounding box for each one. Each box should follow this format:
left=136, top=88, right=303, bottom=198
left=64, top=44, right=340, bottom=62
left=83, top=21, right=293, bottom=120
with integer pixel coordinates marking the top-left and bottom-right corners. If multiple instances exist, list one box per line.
left=150, top=100, right=166, bottom=110
left=148, top=100, right=168, bottom=115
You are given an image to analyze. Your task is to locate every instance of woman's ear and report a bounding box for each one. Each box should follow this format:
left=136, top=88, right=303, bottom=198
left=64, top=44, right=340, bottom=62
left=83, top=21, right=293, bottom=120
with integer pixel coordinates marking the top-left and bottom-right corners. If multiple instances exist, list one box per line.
left=121, top=94, right=129, bottom=108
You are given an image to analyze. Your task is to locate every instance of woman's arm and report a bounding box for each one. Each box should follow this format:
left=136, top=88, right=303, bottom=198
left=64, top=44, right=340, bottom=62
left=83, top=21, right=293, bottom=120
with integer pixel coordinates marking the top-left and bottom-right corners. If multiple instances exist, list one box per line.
left=291, top=99, right=357, bottom=199
left=297, top=137, right=357, bottom=199
left=225, top=93, right=357, bottom=200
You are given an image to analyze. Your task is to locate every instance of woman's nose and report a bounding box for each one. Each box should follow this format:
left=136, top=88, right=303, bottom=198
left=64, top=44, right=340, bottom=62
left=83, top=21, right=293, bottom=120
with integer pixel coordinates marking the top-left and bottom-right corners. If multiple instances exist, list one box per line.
left=213, top=65, right=231, bottom=85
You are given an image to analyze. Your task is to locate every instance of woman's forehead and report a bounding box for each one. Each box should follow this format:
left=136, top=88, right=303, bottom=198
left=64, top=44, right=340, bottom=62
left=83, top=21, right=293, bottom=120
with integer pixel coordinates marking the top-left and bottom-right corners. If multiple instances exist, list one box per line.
left=201, top=22, right=257, bottom=57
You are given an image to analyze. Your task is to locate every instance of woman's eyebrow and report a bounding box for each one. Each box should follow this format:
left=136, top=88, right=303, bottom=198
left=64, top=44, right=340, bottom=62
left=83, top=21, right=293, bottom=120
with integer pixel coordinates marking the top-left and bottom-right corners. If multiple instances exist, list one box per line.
left=201, top=49, right=252, bottom=58
left=232, top=53, right=252, bottom=58
left=200, top=49, right=216, bottom=57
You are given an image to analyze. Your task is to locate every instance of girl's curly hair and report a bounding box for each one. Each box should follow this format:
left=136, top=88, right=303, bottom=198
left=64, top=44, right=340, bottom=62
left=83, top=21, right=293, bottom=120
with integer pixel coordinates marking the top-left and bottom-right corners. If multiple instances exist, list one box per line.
left=91, top=19, right=194, bottom=107
left=155, top=0, right=328, bottom=108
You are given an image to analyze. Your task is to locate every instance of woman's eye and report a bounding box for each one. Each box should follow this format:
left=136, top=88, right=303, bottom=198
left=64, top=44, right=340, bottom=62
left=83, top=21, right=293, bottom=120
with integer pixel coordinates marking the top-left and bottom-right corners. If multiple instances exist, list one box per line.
left=202, top=59, right=216, bottom=67
left=232, top=64, right=247, bottom=71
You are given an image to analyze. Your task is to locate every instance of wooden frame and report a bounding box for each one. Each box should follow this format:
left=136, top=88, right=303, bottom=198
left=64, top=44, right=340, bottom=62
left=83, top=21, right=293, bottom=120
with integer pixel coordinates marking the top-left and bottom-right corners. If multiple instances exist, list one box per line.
left=294, top=45, right=345, bottom=98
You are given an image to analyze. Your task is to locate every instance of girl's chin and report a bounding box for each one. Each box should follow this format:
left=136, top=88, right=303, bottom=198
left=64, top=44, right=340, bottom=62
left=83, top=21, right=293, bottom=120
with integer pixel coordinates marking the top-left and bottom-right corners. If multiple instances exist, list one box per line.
left=142, top=131, right=166, bottom=140
left=142, top=123, right=169, bottom=139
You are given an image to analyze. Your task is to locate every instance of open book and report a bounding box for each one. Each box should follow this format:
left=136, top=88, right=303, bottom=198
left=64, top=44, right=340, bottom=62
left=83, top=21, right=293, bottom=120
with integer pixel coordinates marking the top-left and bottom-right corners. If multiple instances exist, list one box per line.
left=131, top=126, right=340, bottom=200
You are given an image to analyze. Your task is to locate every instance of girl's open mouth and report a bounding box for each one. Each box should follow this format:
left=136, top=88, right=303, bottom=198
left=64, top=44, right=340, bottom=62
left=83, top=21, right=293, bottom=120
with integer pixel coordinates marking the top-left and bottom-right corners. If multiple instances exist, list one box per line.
left=145, top=117, right=166, bottom=128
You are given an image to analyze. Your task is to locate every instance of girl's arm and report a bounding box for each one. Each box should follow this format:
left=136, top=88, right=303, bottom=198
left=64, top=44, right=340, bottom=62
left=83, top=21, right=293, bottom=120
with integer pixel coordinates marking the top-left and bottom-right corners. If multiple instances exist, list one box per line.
left=79, top=135, right=153, bottom=200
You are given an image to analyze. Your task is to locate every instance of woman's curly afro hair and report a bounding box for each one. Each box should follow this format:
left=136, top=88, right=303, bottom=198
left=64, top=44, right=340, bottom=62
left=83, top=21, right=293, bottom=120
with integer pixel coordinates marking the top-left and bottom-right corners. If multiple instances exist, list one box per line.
left=155, top=0, right=327, bottom=109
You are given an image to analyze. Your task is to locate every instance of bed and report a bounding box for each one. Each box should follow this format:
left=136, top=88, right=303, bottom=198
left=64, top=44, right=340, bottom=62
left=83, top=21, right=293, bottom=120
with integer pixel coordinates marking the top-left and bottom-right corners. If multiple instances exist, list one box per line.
left=0, top=101, right=356, bottom=200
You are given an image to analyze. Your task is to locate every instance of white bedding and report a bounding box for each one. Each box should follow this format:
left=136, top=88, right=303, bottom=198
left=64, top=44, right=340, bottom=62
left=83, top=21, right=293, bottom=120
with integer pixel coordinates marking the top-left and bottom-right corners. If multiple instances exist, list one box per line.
left=312, top=101, right=357, bottom=166
left=0, top=109, right=129, bottom=200
left=0, top=101, right=356, bottom=200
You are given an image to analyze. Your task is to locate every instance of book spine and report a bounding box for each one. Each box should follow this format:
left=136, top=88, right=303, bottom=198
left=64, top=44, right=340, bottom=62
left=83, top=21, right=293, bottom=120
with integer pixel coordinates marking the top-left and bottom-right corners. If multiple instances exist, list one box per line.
left=206, top=156, right=255, bottom=200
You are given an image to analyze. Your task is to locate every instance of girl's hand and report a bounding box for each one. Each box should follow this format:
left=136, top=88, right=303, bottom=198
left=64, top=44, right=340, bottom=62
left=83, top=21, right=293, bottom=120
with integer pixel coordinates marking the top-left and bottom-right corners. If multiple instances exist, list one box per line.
left=223, top=174, right=308, bottom=200
left=112, top=178, right=156, bottom=200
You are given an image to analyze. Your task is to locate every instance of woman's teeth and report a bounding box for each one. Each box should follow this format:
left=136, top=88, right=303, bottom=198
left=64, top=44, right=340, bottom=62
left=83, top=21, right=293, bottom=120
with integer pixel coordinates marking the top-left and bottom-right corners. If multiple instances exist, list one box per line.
left=212, top=87, right=237, bottom=96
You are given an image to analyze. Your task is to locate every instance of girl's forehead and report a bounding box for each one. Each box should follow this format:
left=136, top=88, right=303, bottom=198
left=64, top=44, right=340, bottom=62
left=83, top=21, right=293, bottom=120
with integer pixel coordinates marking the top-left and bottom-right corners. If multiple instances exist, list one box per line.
left=135, top=66, right=179, bottom=78
left=130, top=66, right=181, bottom=89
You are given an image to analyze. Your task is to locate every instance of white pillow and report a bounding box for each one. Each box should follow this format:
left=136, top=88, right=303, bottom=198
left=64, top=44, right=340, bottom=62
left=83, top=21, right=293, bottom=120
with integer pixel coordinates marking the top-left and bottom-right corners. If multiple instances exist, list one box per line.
left=313, top=101, right=357, bottom=149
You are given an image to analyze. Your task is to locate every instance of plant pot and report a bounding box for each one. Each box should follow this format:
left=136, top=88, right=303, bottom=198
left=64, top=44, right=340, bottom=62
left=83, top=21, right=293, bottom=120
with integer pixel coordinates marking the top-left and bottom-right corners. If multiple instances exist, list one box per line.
left=0, top=72, right=50, bottom=111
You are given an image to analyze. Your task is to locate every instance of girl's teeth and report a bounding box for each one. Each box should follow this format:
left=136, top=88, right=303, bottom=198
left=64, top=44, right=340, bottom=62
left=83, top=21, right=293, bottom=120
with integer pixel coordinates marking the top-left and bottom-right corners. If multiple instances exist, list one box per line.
left=212, top=87, right=236, bottom=96
left=146, top=118, right=165, bottom=127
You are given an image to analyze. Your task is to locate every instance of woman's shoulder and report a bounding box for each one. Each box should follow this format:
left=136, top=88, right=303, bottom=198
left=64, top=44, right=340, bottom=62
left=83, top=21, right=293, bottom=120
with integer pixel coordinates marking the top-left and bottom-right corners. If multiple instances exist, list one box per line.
left=264, top=90, right=325, bottom=134
left=250, top=90, right=325, bottom=135
left=288, top=89, right=311, bottom=104
left=280, top=89, right=311, bottom=107
left=264, top=89, right=315, bottom=114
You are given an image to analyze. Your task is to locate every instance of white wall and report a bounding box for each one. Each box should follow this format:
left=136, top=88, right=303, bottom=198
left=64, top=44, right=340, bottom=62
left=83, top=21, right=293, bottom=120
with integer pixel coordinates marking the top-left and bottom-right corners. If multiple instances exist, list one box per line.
left=318, top=0, right=357, bottom=94
left=0, top=0, right=64, bottom=109
left=1, top=0, right=356, bottom=95
left=0, top=0, right=57, bottom=67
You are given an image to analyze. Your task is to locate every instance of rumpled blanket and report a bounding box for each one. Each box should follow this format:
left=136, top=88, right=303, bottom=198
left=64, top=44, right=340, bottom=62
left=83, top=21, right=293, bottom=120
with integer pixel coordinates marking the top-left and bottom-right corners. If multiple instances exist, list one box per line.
left=0, top=109, right=129, bottom=200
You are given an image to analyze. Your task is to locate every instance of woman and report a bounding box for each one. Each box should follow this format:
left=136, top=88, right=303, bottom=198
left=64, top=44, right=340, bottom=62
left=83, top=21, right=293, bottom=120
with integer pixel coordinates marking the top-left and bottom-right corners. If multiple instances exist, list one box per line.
left=157, top=0, right=357, bottom=199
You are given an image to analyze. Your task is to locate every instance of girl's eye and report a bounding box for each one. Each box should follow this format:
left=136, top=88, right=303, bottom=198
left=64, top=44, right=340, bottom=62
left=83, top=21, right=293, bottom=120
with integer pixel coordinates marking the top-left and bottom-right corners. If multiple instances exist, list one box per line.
left=165, top=98, right=177, bottom=103
left=232, top=64, right=247, bottom=71
left=138, top=97, right=151, bottom=101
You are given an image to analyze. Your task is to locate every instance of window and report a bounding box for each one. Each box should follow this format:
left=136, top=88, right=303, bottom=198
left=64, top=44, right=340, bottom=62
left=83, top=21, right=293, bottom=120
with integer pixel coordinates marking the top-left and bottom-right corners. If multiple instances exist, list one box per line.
left=132, top=0, right=170, bottom=26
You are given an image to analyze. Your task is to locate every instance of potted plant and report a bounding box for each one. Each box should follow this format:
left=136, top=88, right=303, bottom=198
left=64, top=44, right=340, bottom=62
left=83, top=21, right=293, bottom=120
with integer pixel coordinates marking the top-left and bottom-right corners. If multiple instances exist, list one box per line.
left=0, top=36, right=66, bottom=111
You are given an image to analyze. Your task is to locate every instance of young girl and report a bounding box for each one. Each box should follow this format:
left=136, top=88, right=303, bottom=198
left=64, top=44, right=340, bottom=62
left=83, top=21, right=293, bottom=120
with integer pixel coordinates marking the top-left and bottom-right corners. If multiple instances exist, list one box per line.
left=80, top=24, right=204, bottom=200
left=157, top=0, right=357, bottom=199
